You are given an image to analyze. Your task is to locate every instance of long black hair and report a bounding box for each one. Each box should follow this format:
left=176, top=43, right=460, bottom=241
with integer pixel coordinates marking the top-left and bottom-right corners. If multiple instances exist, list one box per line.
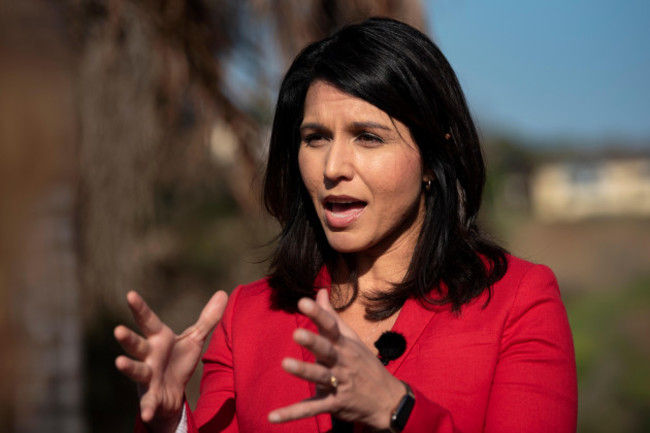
left=263, top=17, right=507, bottom=319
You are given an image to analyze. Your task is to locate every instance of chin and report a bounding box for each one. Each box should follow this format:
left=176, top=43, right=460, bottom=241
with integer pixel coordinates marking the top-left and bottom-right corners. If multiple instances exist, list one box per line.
left=330, top=245, right=361, bottom=254
left=324, top=232, right=367, bottom=254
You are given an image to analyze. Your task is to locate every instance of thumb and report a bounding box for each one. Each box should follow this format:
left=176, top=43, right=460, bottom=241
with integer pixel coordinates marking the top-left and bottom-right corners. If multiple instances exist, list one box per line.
left=187, top=290, right=228, bottom=341
left=139, top=390, right=159, bottom=423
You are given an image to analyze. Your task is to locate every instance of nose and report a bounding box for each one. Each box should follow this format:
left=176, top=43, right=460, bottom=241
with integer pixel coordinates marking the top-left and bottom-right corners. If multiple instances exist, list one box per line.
left=323, top=139, right=354, bottom=182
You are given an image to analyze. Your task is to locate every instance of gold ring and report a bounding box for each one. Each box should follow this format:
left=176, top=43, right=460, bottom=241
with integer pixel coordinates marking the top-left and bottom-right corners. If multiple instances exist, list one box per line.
left=330, top=375, right=338, bottom=389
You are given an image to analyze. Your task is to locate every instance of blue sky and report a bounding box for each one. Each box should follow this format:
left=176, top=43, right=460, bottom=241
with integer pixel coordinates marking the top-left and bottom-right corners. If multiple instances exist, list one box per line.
left=425, top=0, right=650, bottom=144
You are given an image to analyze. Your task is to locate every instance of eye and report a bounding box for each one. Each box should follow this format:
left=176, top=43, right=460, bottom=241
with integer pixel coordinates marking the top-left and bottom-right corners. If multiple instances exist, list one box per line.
left=302, top=133, right=328, bottom=147
left=356, top=132, right=384, bottom=146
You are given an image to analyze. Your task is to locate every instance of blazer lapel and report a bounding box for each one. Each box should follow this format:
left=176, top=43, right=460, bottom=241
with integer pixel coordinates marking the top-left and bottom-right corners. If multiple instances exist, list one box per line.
left=386, top=297, right=440, bottom=376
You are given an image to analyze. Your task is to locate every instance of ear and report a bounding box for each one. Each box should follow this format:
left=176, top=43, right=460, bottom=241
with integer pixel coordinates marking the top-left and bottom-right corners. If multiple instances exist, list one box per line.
left=422, top=172, right=435, bottom=192
left=422, top=168, right=435, bottom=183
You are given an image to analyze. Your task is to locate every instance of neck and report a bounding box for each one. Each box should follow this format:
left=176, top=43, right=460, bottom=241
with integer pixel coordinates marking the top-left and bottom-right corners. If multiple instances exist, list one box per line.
left=330, top=226, right=420, bottom=310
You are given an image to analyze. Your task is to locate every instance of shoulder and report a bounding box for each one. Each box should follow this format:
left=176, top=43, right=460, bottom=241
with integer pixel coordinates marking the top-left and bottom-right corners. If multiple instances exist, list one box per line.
left=502, top=253, right=556, bottom=280
left=489, top=254, right=566, bottom=327
left=218, top=277, right=302, bottom=364
left=225, top=276, right=299, bottom=327
left=494, top=254, right=559, bottom=297
left=227, top=277, right=275, bottom=314
left=460, top=254, right=562, bottom=323
left=232, top=276, right=274, bottom=298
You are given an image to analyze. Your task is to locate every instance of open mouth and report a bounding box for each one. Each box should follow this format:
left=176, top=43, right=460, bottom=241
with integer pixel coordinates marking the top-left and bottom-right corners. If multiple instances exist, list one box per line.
left=325, top=200, right=367, bottom=215
left=323, top=197, right=367, bottom=228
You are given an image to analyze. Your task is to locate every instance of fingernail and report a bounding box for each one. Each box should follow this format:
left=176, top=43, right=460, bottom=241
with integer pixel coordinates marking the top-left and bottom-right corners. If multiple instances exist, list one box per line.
left=283, top=358, right=298, bottom=372
left=268, top=412, right=281, bottom=423
left=294, top=329, right=309, bottom=344
left=299, top=298, right=315, bottom=313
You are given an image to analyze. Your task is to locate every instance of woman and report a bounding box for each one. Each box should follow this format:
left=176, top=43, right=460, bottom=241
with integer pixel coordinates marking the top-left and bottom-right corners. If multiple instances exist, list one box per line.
left=115, top=17, right=577, bottom=433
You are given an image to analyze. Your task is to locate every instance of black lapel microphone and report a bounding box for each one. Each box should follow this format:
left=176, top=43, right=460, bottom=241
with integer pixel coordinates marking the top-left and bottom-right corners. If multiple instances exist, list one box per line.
left=374, top=331, right=407, bottom=366
left=332, top=332, right=407, bottom=432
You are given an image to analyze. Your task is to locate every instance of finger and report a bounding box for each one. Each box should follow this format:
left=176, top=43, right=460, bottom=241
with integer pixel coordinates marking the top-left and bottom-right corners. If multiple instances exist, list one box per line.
left=268, top=397, right=333, bottom=424
left=115, top=355, right=153, bottom=384
left=114, top=325, right=150, bottom=359
left=126, top=291, right=164, bottom=337
left=293, top=329, right=337, bottom=366
left=139, top=391, right=159, bottom=423
left=315, top=288, right=334, bottom=312
left=297, top=295, right=341, bottom=342
left=184, top=290, right=228, bottom=341
left=315, top=289, right=358, bottom=340
left=282, top=357, right=335, bottom=388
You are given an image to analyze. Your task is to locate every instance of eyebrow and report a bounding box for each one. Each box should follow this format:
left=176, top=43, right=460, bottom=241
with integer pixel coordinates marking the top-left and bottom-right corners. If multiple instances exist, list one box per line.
left=299, top=122, right=326, bottom=131
left=351, top=121, right=391, bottom=131
left=299, top=121, right=392, bottom=131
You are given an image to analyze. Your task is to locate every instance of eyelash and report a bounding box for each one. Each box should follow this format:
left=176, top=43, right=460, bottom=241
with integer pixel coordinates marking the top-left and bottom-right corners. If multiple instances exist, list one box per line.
left=301, top=132, right=385, bottom=147
left=302, top=133, right=327, bottom=147
left=356, top=132, right=383, bottom=144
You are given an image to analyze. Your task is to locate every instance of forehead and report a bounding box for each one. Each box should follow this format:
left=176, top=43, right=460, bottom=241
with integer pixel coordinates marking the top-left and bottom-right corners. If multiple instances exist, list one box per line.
left=302, top=81, right=391, bottom=123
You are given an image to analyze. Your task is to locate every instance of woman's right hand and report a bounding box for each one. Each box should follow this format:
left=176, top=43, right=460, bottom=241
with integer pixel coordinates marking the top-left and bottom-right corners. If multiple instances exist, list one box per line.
left=114, top=290, right=228, bottom=433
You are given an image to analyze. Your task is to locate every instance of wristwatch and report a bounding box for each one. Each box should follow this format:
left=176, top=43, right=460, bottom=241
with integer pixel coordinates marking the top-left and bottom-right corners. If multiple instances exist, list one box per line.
left=388, top=381, right=415, bottom=433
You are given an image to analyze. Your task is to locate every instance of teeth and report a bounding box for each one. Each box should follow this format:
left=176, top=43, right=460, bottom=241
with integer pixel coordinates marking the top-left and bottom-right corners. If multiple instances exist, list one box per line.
left=326, top=200, right=365, bottom=208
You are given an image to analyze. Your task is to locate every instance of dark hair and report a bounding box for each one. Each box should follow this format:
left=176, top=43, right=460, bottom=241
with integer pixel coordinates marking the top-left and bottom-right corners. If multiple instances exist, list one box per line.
left=263, top=17, right=507, bottom=319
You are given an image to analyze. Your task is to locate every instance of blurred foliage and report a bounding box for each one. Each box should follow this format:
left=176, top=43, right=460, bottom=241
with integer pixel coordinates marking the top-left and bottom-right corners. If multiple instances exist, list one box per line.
left=566, top=276, right=650, bottom=432
left=481, top=135, right=537, bottom=235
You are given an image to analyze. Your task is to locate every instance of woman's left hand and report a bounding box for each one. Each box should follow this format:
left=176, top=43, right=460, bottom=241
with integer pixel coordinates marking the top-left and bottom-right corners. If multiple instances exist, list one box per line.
left=268, top=289, right=406, bottom=429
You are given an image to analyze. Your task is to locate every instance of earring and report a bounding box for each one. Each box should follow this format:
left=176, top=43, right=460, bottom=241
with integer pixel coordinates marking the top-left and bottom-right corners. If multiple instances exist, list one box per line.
left=424, top=178, right=432, bottom=192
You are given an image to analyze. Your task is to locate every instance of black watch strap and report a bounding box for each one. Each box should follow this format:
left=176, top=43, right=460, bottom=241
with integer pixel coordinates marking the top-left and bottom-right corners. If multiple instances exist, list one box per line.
left=388, top=381, right=415, bottom=433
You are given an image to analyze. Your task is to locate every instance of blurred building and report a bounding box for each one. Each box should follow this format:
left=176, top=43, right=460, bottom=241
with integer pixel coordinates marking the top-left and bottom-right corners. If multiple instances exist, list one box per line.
left=531, top=156, right=650, bottom=222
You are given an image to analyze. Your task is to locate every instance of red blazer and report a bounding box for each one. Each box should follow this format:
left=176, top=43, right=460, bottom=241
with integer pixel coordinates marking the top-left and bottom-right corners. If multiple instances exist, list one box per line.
left=138, top=255, right=577, bottom=432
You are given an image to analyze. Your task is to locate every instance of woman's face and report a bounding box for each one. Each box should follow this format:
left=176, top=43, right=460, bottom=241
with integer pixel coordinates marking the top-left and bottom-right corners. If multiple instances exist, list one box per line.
left=298, top=81, right=426, bottom=257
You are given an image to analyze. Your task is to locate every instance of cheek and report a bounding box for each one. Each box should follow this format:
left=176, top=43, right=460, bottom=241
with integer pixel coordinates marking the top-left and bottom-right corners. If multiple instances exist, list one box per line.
left=298, top=150, right=318, bottom=194
left=401, top=154, right=424, bottom=192
left=372, top=154, right=423, bottom=197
